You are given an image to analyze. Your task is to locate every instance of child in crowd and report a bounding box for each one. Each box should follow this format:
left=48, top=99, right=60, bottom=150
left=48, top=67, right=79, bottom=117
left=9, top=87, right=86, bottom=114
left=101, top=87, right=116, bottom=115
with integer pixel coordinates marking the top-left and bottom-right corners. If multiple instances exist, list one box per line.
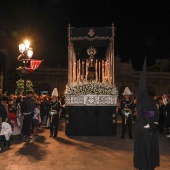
left=32, top=103, right=41, bottom=140
left=0, top=116, right=12, bottom=146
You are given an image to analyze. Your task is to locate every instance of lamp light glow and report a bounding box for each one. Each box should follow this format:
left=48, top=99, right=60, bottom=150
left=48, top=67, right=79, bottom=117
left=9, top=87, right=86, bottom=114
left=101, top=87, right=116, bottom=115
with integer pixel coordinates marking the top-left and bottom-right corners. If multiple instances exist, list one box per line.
left=19, top=44, right=26, bottom=53
left=25, top=40, right=30, bottom=49
left=27, top=48, right=33, bottom=59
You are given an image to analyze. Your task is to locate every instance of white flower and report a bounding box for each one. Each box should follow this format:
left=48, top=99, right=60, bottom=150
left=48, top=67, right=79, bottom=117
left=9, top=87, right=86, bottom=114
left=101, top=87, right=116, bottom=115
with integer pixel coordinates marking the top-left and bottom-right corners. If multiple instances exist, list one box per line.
left=64, top=80, right=118, bottom=95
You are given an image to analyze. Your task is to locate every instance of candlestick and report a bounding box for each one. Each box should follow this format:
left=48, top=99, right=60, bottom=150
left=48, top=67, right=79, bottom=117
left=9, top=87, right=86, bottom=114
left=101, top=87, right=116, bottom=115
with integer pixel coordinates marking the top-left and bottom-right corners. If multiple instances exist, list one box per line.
left=72, top=61, right=74, bottom=82
left=102, top=60, right=104, bottom=83
left=82, top=61, right=85, bottom=80
left=99, top=61, right=100, bottom=82
left=96, top=59, right=98, bottom=82
left=108, top=62, right=110, bottom=84
left=77, top=60, right=79, bottom=82
left=74, top=62, right=76, bottom=81
left=105, top=62, right=107, bottom=78
left=79, top=59, right=81, bottom=75
left=86, top=59, right=88, bottom=80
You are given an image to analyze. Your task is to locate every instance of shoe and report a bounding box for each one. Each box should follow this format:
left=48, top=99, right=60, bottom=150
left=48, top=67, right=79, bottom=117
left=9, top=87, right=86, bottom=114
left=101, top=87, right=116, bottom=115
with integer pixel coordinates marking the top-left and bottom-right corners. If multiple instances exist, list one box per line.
left=26, top=136, right=32, bottom=140
left=53, top=136, right=57, bottom=138
left=23, top=136, right=27, bottom=139
left=166, top=135, right=170, bottom=138
left=121, top=136, right=124, bottom=139
left=129, top=136, right=133, bottom=139
left=34, top=134, right=39, bottom=138
left=7, top=141, right=10, bottom=147
left=4, top=140, right=10, bottom=147
left=4, top=141, right=7, bottom=147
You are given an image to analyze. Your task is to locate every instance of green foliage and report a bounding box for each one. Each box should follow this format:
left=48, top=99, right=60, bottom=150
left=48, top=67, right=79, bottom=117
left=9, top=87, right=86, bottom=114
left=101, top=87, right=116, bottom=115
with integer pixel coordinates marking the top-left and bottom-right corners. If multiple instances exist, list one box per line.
left=15, top=79, right=33, bottom=96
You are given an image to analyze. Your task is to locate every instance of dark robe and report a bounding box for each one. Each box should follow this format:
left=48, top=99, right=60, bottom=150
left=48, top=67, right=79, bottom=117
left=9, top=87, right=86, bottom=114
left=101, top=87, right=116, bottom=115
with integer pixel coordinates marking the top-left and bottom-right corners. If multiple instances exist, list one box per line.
left=48, top=100, right=60, bottom=137
left=134, top=95, right=160, bottom=170
left=120, top=99, right=135, bottom=138
left=163, top=103, right=170, bottom=134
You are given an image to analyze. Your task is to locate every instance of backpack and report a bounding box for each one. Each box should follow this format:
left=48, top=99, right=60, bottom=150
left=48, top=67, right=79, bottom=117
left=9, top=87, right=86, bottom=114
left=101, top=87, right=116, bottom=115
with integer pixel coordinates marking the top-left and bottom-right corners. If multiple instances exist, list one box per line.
left=21, top=98, right=28, bottom=113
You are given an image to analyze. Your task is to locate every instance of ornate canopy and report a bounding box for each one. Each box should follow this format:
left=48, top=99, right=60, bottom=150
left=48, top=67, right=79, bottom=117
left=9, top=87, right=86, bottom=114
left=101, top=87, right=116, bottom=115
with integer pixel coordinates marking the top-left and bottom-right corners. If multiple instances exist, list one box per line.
left=68, top=24, right=115, bottom=85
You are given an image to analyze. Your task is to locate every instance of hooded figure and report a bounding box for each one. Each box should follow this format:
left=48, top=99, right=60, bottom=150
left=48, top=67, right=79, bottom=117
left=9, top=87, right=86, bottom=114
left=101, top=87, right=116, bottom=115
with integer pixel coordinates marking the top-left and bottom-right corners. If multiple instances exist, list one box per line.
left=134, top=57, right=160, bottom=170
left=120, top=86, right=135, bottom=139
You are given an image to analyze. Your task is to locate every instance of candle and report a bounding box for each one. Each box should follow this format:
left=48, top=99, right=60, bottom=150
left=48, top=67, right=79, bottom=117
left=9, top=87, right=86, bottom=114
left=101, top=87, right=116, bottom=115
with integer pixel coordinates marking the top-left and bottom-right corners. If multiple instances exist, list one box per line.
left=108, top=62, right=110, bottom=84
left=102, top=60, right=104, bottom=83
left=82, top=61, right=84, bottom=80
left=79, top=59, right=81, bottom=75
left=86, top=59, right=88, bottom=80
left=99, top=62, right=100, bottom=82
left=74, top=62, right=76, bottom=81
left=73, top=62, right=74, bottom=83
left=77, top=60, right=79, bottom=82
left=105, top=62, right=107, bottom=78
left=96, top=59, right=98, bottom=82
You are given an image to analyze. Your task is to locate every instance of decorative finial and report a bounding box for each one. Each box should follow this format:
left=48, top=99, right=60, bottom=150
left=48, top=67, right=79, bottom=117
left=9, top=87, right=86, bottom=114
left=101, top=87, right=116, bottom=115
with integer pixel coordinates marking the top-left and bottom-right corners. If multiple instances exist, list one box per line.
left=87, top=46, right=97, bottom=56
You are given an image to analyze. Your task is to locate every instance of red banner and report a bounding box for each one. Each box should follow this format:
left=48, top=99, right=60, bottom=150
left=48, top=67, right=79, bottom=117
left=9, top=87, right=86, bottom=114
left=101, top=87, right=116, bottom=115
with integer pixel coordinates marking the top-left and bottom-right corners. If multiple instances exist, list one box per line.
left=26, top=60, right=43, bottom=72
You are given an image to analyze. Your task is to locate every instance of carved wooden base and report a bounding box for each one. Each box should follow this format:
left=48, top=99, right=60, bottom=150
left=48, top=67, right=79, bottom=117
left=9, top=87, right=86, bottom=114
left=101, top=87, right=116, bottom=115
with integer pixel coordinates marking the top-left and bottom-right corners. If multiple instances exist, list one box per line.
left=65, top=95, right=118, bottom=106
left=65, top=106, right=117, bottom=136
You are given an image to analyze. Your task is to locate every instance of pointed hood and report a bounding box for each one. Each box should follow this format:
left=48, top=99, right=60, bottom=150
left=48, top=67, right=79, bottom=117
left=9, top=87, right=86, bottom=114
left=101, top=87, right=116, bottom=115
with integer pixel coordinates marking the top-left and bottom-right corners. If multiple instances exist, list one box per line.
left=122, top=87, right=133, bottom=96
left=138, top=57, right=148, bottom=98
left=52, top=88, right=58, bottom=97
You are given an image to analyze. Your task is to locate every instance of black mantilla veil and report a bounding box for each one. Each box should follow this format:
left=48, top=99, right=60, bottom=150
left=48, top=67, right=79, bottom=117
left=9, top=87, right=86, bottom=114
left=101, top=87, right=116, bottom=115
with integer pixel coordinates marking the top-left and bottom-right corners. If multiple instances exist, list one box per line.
left=138, top=57, right=148, bottom=99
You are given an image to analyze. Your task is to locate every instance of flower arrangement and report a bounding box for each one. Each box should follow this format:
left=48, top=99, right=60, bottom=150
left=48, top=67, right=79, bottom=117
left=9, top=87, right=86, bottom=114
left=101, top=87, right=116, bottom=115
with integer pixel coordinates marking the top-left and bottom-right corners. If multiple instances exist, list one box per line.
left=64, top=80, right=118, bottom=95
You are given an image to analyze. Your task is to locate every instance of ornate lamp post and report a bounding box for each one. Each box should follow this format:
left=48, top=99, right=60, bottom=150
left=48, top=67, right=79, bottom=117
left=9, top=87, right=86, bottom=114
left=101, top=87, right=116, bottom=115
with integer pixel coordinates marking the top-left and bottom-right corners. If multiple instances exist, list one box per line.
left=17, top=40, right=33, bottom=96
left=17, top=40, right=42, bottom=96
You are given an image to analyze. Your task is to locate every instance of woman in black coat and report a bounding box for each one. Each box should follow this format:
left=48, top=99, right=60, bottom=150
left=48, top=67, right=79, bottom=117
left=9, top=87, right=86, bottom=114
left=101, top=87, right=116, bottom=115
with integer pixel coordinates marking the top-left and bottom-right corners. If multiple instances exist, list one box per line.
left=163, top=95, right=170, bottom=135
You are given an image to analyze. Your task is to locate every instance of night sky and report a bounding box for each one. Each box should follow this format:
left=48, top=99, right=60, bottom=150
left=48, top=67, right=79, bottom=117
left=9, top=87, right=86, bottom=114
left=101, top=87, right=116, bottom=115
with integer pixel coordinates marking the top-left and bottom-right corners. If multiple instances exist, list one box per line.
left=0, top=0, right=169, bottom=70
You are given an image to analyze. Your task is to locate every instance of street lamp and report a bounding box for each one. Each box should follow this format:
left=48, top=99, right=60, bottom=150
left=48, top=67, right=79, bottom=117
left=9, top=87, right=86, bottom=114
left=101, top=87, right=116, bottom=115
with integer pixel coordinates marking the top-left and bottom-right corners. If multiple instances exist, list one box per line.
left=17, top=40, right=33, bottom=96
left=17, top=40, right=43, bottom=96
left=18, top=40, right=33, bottom=61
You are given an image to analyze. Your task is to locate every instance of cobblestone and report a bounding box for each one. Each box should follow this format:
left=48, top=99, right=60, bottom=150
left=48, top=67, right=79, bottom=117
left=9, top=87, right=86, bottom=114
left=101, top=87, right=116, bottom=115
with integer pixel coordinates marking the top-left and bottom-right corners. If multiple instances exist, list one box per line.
left=0, top=124, right=170, bottom=170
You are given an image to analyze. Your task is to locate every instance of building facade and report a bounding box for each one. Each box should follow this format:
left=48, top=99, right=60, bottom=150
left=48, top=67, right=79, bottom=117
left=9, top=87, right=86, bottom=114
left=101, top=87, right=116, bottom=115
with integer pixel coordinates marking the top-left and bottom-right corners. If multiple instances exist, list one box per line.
left=27, top=57, right=170, bottom=97
left=1, top=50, right=170, bottom=97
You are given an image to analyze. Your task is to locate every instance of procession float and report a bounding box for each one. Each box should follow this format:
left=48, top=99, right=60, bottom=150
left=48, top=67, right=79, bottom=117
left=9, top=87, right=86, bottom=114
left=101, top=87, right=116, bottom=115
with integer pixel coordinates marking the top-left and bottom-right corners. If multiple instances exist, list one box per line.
left=65, top=24, right=118, bottom=136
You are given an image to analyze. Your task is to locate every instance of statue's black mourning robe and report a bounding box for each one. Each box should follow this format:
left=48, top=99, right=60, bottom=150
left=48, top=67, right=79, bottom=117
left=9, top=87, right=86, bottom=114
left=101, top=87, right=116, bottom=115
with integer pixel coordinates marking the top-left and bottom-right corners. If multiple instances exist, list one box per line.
left=134, top=95, right=160, bottom=170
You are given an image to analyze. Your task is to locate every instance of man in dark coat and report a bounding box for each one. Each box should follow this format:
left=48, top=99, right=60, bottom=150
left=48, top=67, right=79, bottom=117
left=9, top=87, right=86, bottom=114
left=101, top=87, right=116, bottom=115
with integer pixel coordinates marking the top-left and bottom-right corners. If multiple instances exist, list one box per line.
left=22, top=90, right=36, bottom=140
left=134, top=57, right=160, bottom=170
left=164, top=95, right=170, bottom=136
left=0, top=99, right=8, bottom=120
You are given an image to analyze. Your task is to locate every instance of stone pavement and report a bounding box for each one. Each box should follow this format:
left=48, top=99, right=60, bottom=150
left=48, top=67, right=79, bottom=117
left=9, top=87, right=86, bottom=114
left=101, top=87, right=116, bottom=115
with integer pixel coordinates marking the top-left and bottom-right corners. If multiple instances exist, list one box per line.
left=0, top=123, right=170, bottom=170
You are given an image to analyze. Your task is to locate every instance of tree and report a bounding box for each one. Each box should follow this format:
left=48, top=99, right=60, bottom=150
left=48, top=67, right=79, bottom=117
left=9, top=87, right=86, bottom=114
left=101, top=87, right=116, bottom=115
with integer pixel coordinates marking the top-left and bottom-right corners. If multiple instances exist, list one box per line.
left=15, top=79, right=33, bottom=96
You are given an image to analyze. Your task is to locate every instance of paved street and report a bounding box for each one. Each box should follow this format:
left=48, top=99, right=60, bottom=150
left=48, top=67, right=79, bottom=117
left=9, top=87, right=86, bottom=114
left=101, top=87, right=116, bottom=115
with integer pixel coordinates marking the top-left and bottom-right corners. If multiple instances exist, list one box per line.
left=0, top=122, right=170, bottom=170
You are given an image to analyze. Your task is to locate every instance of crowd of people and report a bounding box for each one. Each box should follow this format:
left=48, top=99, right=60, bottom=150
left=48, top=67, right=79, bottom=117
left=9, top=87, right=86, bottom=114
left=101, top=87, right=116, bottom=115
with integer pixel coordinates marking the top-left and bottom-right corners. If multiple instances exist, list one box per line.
left=0, top=88, right=66, bottom=146
left=1, top=86, right=169, bottom=143
left=0, top=85, right=170, bottom=170
left=117, top=90, right=170, bottom=139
